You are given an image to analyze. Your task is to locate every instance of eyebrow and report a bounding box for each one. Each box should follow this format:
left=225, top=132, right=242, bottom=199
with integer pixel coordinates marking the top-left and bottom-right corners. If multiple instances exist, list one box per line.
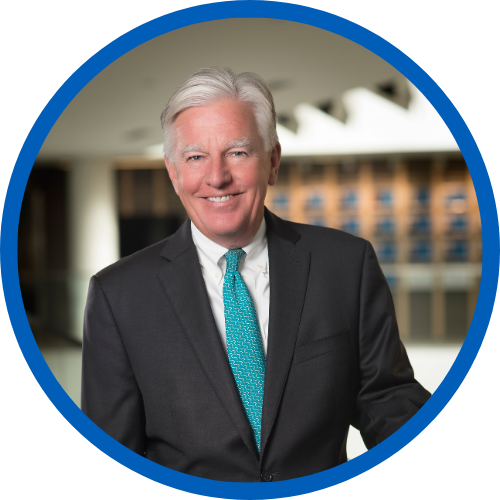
left=180, top=139, right=254, bottom=157
left=180, top=144, right=204, bottom=156
left=226, top=139, right=254, bottom=151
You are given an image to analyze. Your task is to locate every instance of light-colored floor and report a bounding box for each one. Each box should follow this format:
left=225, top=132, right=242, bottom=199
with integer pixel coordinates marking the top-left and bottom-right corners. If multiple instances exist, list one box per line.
left=40, top=343, right=462, bottom=459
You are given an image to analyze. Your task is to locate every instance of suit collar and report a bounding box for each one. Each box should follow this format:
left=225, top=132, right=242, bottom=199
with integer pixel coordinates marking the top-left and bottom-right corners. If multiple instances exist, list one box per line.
left=159, top=218, right=193, bottom=262
left=264, top=206, right=301, bottom=244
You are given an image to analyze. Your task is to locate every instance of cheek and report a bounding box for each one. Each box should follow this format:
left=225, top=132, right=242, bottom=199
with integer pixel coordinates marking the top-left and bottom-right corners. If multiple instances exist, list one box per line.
left=239, top=167, right=267, bottom=193
left=177, top=171, right=201, bottom=196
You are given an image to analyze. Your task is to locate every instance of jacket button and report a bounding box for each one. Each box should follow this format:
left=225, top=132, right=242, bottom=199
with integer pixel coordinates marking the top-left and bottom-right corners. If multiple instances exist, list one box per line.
left=261, top=471, right=273, bottom=482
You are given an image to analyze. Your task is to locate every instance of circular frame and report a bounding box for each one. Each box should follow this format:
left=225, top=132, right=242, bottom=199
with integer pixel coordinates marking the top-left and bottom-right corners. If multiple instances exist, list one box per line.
left=1, top=1, right=498, bottom=498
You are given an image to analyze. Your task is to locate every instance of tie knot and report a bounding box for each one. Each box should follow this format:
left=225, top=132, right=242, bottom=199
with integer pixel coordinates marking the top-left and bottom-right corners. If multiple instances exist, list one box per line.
left=225, top=248, right=246, bottom=273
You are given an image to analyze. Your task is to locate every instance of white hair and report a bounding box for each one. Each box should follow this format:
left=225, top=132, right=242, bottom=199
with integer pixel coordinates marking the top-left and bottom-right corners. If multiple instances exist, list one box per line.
left=160, top=67, right=279, bottom=161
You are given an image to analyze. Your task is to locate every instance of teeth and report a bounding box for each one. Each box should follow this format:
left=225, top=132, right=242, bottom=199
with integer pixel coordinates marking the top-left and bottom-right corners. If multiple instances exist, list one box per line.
left=206, top=195, right=234, bottom=202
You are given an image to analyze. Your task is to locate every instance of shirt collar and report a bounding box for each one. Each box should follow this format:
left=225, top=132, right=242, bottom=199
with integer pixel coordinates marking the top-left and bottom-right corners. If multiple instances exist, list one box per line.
left=241, top=219, right=268, bottom=274
left=191, top=218, right=268, bottom=275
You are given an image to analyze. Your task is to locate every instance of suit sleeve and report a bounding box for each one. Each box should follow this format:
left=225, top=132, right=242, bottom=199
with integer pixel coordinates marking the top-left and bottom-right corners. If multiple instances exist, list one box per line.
left=81, top=275, right=146, bottom=455
left=351, top=241, right=431, bottom=449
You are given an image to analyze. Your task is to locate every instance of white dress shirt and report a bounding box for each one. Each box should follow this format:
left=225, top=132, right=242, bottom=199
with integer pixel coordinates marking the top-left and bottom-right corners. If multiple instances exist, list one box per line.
left=191, top=219, right=270, bottom=355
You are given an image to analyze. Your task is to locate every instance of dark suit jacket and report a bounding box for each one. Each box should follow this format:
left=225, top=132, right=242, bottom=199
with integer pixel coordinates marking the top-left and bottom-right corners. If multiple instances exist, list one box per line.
left=81, top=209, right=430, bottom=482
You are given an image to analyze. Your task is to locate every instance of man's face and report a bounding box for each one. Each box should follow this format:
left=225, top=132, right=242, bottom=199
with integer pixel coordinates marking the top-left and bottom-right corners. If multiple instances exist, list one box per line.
left=165, top=99, right=281, bottom=248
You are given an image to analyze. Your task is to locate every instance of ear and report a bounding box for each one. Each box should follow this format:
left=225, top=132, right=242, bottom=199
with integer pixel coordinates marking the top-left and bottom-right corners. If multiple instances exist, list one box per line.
left=164, top=156, right=179, bottom=195
left=268, top=142, right=282, bottom=186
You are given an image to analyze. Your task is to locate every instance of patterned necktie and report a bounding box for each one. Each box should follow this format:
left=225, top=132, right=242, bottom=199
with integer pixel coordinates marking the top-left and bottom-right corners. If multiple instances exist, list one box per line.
left=223, top=249, right=266, bottom=453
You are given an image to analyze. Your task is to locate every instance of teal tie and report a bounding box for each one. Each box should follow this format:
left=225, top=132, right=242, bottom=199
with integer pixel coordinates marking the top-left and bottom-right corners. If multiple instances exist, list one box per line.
left=223, top=249, right=266, bottom=453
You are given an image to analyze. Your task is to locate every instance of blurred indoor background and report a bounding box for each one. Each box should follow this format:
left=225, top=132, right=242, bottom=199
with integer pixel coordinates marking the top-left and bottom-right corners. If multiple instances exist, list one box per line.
left=18, top=19, right=480, bottom=459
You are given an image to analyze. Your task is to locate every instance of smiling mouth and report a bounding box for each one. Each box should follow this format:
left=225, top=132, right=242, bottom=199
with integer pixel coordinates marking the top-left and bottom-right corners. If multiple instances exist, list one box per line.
left=205, top=195, right=235, bottom=202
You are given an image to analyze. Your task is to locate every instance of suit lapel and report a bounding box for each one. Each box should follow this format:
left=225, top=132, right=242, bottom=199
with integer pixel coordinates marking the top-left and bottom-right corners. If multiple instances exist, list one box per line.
left=260, top=210, right=311, bottom=457
left=156, top=220, right=259, bottom=461
left=156, top=213, right=310, bottom=460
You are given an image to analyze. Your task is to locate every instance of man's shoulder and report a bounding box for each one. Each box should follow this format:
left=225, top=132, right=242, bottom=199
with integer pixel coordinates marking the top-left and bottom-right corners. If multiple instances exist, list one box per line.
left=94, top=238, right=168, bottom=284
left=94, top=218, right=193, bottom=285
left=273, top=215, right=369, bottom=255
left=93, top=220, right=192, bottom=292
left=292, top=220, right=364, bottom=242
left=271, top=217, right=379, bottom=285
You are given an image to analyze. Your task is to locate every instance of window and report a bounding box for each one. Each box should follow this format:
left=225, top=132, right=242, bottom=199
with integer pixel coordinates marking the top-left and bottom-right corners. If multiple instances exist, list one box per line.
left=414, top=187, right=430, bottom=207
left=340, top=217, right=359, bottom=235
left=410, top=215, right=431, bottom=235
left=340, top=189, right=358, bottom=210
left=305, top=192, right=324, bottom=211
left=375, top=241, right=396, bottom=262
left=375, top=216, right=395, bottom=235
left=448, top=215, right=468, bottom=233
left=376, top=188, right=393, bottom=208
left=445, top=190, right=467, bottom=213
left=410, top=240, right=432, bottom=262
left=273, top=193, right=289, bottom=211
left=446, top=240, right=468, bottom=261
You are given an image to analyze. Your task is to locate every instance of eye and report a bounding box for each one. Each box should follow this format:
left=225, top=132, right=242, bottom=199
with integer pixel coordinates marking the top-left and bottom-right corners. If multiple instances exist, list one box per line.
left=230, top=151, right=246, bottom=157
left=187, top=155, right=203, bottom=162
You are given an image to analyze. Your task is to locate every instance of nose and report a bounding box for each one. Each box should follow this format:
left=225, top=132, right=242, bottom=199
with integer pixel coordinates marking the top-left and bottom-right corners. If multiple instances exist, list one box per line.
left=206, top=156, right=231, bottom=188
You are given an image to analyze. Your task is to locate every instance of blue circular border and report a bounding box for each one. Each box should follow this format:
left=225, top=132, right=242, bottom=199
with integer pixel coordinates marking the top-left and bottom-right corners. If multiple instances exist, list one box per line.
left=1, top=1, right=499, bottom=498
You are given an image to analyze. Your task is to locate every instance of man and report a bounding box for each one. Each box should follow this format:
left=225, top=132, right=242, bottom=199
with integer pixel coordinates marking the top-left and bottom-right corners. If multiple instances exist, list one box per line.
left=82, top=67, right=430, bottom=482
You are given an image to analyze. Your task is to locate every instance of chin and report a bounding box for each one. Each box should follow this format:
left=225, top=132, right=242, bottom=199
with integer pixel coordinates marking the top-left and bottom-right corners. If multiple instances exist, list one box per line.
left=210, top=223, right=244, bottom=239
left=204, top=216, right=249, bottom=240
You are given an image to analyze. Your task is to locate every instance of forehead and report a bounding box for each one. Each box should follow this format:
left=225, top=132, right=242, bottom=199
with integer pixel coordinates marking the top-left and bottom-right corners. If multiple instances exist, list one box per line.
left=173, top=99, right=259, bottom=146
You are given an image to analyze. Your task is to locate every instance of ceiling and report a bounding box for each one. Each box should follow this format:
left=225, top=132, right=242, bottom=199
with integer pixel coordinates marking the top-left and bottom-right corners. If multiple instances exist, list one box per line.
left=38, top=18, right=409, bottom=159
